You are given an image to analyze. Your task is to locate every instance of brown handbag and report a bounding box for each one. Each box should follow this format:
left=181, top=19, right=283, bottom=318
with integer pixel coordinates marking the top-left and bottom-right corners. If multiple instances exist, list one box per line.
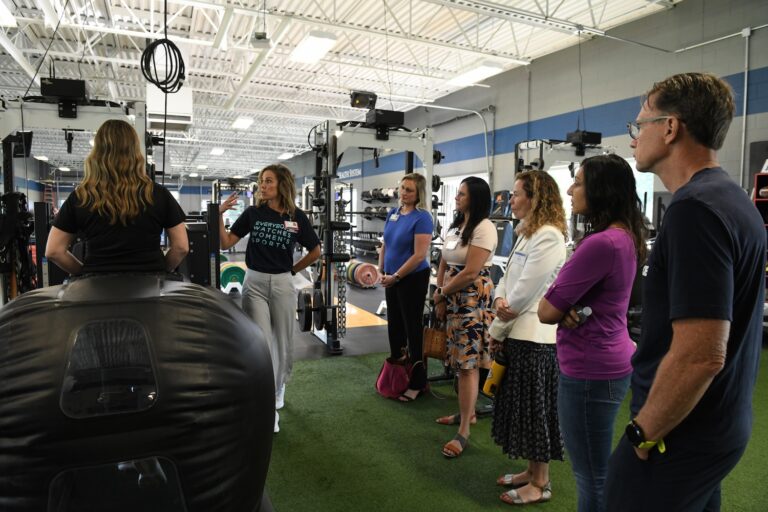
left=423, top=323, right=448, bottom=360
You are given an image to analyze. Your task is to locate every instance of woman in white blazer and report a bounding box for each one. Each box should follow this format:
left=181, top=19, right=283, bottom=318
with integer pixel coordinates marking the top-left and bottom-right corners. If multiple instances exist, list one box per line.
left=489, top=170, right=568, bottom=506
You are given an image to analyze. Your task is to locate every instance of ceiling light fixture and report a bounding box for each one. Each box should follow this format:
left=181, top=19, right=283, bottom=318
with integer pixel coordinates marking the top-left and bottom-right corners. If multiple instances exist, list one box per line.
left=210, top=148, right=225, bottom=156
left=197, top=164, right=208, bottom=170
left=34, top=155, right=49, bottom=161
left=277, top=152, right=294, bottom=160
left=233, top=175, right=243, bottom=179
left=289, top=31, right=337, bottom=64
left=232, top=117, right=255, bottom=130
left=59, top=167, right=70, bottom=172
left=447, top=61, right=506, bottom=87
left=189, top=172, right=199, bottom=177
left=0, top=2, right=18, bottom=27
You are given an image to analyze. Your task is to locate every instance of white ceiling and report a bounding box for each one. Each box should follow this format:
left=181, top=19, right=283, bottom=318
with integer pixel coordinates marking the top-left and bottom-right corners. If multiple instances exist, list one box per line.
left=0, top=0, right=679, bottom=181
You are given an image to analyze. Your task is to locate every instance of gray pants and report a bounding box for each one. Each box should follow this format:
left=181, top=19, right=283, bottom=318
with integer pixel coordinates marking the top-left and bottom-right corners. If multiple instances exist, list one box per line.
left=242, top=269, right=295, bottom=393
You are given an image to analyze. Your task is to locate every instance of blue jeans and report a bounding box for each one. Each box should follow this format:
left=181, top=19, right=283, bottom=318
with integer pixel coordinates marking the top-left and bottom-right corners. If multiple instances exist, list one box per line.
left=558, top=373, right=630, bottom=512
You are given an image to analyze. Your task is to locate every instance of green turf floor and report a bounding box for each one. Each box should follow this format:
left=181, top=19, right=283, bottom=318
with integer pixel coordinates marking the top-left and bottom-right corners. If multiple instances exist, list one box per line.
left=267, top=349, right=768, bottom=511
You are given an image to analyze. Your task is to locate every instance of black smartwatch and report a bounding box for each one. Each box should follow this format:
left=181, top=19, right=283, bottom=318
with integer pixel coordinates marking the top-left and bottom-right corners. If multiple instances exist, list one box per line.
left=625, top=419, right=665, bottom=453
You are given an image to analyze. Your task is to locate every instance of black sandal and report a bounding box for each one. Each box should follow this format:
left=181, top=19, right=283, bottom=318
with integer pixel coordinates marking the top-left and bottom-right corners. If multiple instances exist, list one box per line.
left=398, top=388, right=423, bottom=402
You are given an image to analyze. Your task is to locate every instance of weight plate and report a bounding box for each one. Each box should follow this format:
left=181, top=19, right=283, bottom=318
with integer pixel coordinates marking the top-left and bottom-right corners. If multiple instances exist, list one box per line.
left=297, top=289, right=313, bottom=332
left=313, top=289, right=326, bottom=331
left=347, top=261, right=359, bottom=282
left=432, top=174, right=442, bottom=192
left=356, top=262, right=379, bottom=287
left=220, top=265, right=245, bottom=285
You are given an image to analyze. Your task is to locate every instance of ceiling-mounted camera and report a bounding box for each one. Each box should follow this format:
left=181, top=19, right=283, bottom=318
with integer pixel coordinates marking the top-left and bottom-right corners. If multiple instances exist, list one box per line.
left=350, top=91, right=377, bottom=110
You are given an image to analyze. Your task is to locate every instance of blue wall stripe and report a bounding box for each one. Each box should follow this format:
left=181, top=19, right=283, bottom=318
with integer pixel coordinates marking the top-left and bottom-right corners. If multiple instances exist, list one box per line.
left=339, top=65, right=768, bottom=177
left=6, top=66, right=768, bottom=190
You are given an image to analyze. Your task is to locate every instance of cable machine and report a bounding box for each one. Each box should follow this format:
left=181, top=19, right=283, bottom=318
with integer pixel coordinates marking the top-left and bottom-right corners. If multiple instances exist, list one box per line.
left=300, top=118, right=435, bottom=354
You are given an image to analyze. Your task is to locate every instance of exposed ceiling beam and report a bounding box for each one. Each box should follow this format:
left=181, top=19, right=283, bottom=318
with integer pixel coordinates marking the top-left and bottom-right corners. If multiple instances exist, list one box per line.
left=0, top=31, right=41, bottom=88
left=643, top=0, right=676, bottom=8
left=224, top=18, right=289, bottom=110
left=421, top=0, right=606, bottom=36
left=36, top=0, right=60, bottom=28
left=212, top=7, right=234, bottom=50
left=165, top=0, right=530, bottom=64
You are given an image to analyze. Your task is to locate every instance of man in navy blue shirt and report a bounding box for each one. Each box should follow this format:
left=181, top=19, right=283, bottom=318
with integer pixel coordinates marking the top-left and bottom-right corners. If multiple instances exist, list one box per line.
left=605, top=73, right=765, bottom=511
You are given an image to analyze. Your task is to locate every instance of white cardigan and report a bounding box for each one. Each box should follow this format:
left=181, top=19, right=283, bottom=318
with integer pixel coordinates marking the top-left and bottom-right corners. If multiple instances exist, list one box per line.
left=488, top=224, right=566, bottom=344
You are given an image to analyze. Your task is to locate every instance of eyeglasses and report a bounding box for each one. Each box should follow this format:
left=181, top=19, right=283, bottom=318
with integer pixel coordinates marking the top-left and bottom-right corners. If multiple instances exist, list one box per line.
left=627, top=116, right=674, bottom=140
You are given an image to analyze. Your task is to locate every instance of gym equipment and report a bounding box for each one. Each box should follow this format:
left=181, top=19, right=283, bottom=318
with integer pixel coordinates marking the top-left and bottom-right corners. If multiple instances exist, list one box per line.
left=220, top=262, right=246, bottom=294
left=353, top=262, right=379, bottom=288
left=346, top=260, right=380, bottom=288
left=432, top=174, right=442, bottom=192
left=0, top=274, right=274, bottom=511
left=309, top=118, right=435, bottom=352
left=313, top=289, right=327, bottom=330
left=0, top=191, right=34, bottom=303
left=296, top=287, right=330, bottom=332
left=297, top=288, right=313, bottom=332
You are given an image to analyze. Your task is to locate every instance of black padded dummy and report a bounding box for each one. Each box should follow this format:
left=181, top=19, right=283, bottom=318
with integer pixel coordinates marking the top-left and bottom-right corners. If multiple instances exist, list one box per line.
left=0, top=274, right=274, bottom=512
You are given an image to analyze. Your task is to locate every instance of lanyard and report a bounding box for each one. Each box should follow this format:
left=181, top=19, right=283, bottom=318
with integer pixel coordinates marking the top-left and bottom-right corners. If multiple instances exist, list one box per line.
left=505, top=233, right=525, bottom=268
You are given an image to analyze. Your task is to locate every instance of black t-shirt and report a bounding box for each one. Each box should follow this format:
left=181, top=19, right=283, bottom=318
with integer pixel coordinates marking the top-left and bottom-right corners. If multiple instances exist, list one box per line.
left=632, top=168, right=765, bottom=450
left=230, top=204, right=319, bottom=274
left=54, top=185, right=186, bottom=273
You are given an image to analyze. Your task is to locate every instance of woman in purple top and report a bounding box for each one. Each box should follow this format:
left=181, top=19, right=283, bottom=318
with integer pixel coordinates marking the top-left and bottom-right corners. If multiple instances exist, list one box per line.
left=538, top=154, right=648, bottom=512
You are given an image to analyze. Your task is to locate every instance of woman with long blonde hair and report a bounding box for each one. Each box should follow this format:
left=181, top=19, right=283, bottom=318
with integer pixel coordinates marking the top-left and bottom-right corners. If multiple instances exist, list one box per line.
left=46, top=119, right=188, bottom=274
left=219, top=163, right=321, bottom=433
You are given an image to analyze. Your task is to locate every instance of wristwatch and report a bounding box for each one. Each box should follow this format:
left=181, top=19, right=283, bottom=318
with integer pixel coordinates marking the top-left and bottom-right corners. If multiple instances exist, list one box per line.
left=393, top=272, right=402, bottom=281
left=435, top=287, right=447, bottom=302
left=625, top=419, right=666, bottom=453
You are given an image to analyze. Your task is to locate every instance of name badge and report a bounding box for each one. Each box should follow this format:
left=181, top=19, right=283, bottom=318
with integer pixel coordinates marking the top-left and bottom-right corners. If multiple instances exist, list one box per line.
left=284, top=221, right=299, bottom=233
left=445, top=239, right=459, bottom=250
left=511, top=251, right=527, bottom=266
left=390, top=214, right=399, bottom=222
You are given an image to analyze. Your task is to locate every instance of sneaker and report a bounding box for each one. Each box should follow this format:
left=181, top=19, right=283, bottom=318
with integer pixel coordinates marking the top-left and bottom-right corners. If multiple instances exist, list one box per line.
left=274, top=411, right=280, bottom=434
left=275, top=384, right=286, bottom=410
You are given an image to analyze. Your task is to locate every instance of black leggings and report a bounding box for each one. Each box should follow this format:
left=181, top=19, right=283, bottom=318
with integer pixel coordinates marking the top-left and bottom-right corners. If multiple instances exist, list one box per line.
left=384, top=267, right=430, bottom=390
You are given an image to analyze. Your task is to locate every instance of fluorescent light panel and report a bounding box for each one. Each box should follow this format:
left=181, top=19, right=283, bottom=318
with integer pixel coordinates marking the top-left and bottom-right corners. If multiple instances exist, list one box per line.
left=34, top=155, right=48, bottom=161
left=289, top=31, right=337, bottom=64
left=0, top=2, right=17, bottom=27
left=59, top=167, right=70, bottom=172
left=210, top=147, right=225, bottom=156
left=189, top=172, right=199, bottom=177
left=231, top=117, right=254, bottom=130
left=277, top=152, right=294, bottom=160
left=447, top=61, right=505, bottom=87
left=196, top=164, right=208, bottom=170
